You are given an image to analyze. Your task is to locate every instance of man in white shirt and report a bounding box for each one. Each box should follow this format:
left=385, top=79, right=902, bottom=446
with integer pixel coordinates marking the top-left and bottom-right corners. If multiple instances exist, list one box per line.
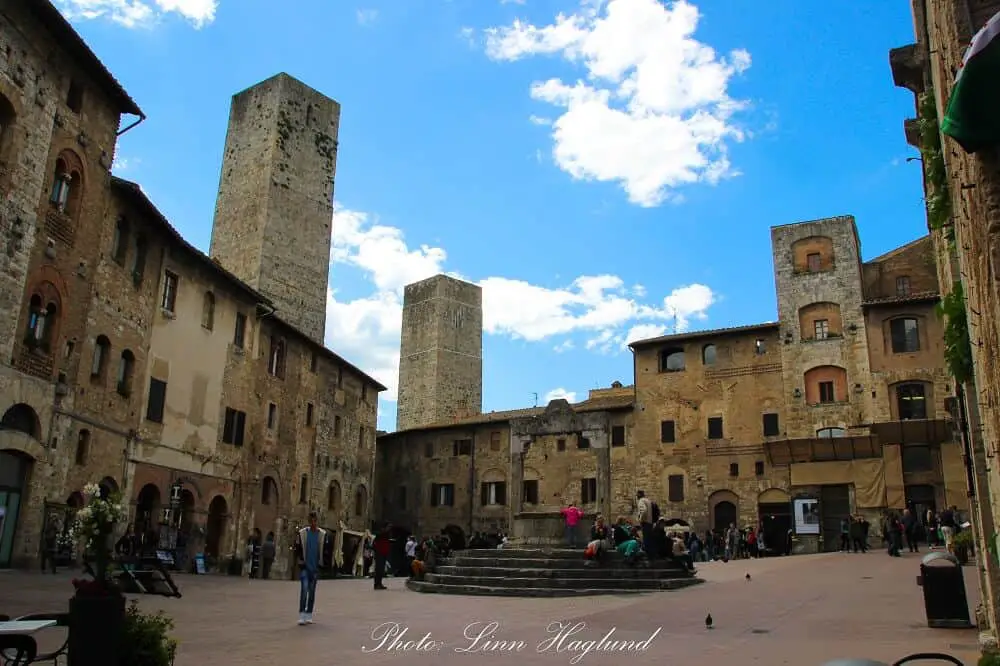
left=405, top=535, right=417, bottom=577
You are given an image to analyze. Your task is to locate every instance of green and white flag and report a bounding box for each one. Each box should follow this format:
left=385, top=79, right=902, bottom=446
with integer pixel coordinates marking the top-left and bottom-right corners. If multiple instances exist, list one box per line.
left=941, top=9, right=1000, bottom=153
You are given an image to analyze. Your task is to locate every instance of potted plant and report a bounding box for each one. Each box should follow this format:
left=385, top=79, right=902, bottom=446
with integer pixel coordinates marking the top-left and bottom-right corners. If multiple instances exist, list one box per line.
left=120, top=600, right=178, bottom=666
left=954, top=530, right=974, bottom=565
left=67, top=482, right=129, bottom=666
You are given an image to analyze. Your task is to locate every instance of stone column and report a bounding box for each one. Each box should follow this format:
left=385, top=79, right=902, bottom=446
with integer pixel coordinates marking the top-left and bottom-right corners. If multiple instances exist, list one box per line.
left=507, top=433, right=530, bottom=547
left=587, top=428, right=612, bottom=520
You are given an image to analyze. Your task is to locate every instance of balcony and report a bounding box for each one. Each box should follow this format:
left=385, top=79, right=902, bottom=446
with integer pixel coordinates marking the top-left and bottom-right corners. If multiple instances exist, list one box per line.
left=869, top=418, right=953, bottom=445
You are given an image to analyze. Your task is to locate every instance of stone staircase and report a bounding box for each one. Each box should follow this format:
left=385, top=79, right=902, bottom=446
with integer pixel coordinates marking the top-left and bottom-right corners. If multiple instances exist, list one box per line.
left=406, top=548, right=704, bottom=597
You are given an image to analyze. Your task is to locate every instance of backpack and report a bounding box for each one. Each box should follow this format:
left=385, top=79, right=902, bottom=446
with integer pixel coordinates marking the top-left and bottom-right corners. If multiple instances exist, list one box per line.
left=651, top=502, right=661, bottom=522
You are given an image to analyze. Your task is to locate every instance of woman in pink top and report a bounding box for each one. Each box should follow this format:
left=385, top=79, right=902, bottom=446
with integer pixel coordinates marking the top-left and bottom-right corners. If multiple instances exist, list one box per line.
left=561, top=502, right=584, bottom=548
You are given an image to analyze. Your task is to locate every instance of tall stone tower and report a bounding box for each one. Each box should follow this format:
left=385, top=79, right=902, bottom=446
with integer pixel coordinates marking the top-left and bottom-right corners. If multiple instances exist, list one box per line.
left=396, top=275, right=483, bottom=431
left=771, top=215, right=874, bottom=437
left=209, top=73, right=340, bottom=342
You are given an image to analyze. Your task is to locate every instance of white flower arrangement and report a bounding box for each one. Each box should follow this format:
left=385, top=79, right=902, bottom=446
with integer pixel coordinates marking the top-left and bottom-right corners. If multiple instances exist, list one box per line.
left=68, top=482, right=129, bottom=551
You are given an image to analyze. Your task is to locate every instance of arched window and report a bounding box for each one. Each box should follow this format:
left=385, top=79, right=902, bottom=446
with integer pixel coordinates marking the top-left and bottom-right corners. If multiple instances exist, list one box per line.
left=25, top=295, right=58, bottom=352
left=75, top=429, right=90, bottom=465
left=803, top=365, right=847, bottom=405
left=889, top=317, right=920, bottom=354
left=658, top=347, right=685, bottom=372
left=111, top=217, right=129, bottom=265
left=91, top=335, right=110, bottom=379
left=261, top=476, right=278, bottom=505
left=117, top=350, right=135, bottom=396
left=49, top=152, right=83, bottom=218
left=131, top=235, right=147, bottom=286
left=355, top=485, right=367, bottom=516
left=327, top=482, right=341, bottom=512
left=792, top=236, right=834, bottom=273
left=298, top=474, right=308, bottom=504
left=702, top=344, right=716, bottom=366
left=202, top=292, right=215, bottom=330
left=896, top=383, right=928, bottom=420
left=816, top=427, right=846, bottom=438
left=268, top=336, right=286, bottom=378
left=0, top=93, right=16, bottom=170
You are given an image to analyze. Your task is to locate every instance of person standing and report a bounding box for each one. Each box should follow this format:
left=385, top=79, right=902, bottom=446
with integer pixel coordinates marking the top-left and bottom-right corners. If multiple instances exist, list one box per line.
left=261, top=534, right=276, bottom=580
left=635, top=491, right=652, bottom=548
left=373, top=522, right=390, bottom=590
left=902, top=508, right=919, bottom=553
left=404, top=535, right=417, bottom=576
left=294, top=512, right=327, bottom=625
left=560, top=502, right=584, bottom=548
left=940, top=505, right=958, bottom=553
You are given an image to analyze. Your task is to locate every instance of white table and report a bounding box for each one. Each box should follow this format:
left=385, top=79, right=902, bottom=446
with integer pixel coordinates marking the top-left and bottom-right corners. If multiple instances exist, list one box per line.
left=0, top=620, right=56, bottom=635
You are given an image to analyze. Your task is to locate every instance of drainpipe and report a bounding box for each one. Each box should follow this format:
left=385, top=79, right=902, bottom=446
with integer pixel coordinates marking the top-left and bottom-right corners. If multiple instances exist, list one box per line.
left=116, top=113, right=146, bottom=138
left=956, top=383, right=976, bottom=498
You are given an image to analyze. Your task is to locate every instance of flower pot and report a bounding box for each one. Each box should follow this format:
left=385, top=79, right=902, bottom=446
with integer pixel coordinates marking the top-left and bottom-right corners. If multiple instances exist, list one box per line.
left=68, top=591, right=125, bottom=666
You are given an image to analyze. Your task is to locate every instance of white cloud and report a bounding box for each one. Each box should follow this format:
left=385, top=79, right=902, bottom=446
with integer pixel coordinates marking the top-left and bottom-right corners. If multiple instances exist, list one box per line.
left=481, top=0, right=751, bottom=207
left=325, top=204, right=717, bottom=404
left=529, top=115, right=552, bottom=126
left=544, top=388, right=577, bottom=403
left=356, top=8, right=378, bottom=25
left=55, top=0, right=216, bottom=27
left=111, top=155, right=140, bottom=172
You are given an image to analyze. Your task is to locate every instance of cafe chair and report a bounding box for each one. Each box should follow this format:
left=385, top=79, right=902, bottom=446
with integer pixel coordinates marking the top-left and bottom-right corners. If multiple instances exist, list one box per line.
left=2, top=614, right=69, bottom=666
left=0, top=635, right=37, bottom=666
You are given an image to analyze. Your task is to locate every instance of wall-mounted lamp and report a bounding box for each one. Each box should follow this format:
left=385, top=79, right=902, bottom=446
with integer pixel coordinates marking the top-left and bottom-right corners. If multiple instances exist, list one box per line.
left=793, top=388, right=802, bottom=399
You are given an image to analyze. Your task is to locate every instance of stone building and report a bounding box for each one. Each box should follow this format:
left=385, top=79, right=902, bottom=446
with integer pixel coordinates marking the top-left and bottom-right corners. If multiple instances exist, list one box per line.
left=0, top=0, right=384, bottom=572
left=889, top=0, right=1000, bottom=645
left=377, top=216, right=966, bottom=553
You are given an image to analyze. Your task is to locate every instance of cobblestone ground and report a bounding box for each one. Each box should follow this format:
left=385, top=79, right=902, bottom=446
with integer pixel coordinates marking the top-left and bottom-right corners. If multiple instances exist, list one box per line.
left=0, top=549, right=983, bottom=665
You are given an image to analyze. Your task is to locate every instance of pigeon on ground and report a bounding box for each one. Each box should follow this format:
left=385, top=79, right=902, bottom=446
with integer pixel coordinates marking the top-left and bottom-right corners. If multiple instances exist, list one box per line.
left=745, top=572, right=752, bottom=582
left=705, top=613, right=713, bottom=629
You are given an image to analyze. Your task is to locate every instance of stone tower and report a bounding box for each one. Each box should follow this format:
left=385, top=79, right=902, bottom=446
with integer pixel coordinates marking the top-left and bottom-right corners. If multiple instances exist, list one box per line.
left=209, top=73, right=340, bottom=342
left=771, top=215, right=874, bottom=437
left=396, top=275, right=483, bottom=431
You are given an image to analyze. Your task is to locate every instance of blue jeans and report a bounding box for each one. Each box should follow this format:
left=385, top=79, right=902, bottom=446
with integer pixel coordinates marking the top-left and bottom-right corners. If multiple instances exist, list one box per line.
left=565, top=525, right=577, bottom=547
left=299, top=570, right=318, bottom=613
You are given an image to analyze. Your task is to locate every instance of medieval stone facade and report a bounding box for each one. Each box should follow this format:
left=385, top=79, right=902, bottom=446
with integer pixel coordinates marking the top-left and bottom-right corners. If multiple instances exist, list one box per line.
left=377, top=217, right=965, bottom=554
left=890, top=0, right=1000, bottom=646
left=0, top=1, right=383, bottom=573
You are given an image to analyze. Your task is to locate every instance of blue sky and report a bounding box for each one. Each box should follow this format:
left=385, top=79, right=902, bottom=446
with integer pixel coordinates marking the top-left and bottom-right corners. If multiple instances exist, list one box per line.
left=58, top=0, right=926, bottom=432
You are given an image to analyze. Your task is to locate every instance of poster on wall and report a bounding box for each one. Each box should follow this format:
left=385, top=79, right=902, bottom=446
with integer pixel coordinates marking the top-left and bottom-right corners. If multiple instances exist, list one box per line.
left=793, top=498, right=820, bottom=534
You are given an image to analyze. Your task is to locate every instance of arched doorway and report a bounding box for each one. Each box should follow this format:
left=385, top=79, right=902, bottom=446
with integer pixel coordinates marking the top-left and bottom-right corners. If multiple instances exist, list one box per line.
left=442, top=524, right=466, bottom=550
left=135, top=484, right=161, bottom=540
left=1, top=404, right=41, bottom=439
left=757, top=488, right=791, bottom=555
left=172, top=489, right=195, bottom=566
left=98, top=477, right=119, bottom=500
left=0, top=449, right=33, bottom=568
left=66, top=492, right=84, bottom=508
left=708, top=489, right=739, bottom=532
left=205, top=496, right=228, bottom=558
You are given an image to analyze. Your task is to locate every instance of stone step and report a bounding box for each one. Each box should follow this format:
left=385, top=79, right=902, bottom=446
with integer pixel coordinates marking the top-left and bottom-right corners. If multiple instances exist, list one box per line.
left=441, top=556, right=688, bottom=570
left=406, top=578, right=704, bottom=597
left=435, top=565, right=694, bottom=580
left=424, top=573, right=700, bottom=591
left=454, top=548, right=590, bottom=560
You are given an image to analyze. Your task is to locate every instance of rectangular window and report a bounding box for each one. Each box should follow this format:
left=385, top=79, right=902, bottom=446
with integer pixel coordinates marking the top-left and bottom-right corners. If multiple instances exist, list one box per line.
left=556, top=438, right=566, bottom=451
left=222, top=407, right=246, bottom=446
left=131, top=236, right=147, bottom=286
left=145, top=378, right=167, bottom=423
left=762, top=413, right=780, bottom=437
left=577, top=435, right=590, bottom=449
left=452, top=439, right=472, bottom=456
left=233, top=313, right=246, bottom=349
left=424, top=441, right=434, bottom=458
left=267, top=403, right=277, bottom=429
left=359, top=426, right=365, bottom=448
left=897, top=383, right=928, bottom=420
left=298, top=475, right=308, bottom=504
left=396, top=486, right=407, bottom=510
left=660, top=420, right=676, bottom=443
left=729, top=462, right=739, bottom=477
left=430, top=483, right=455, bottom=507
left=819, top=381, right=836, bottom=403
left=902, top=444, right=934, bottom=473
left=310, top=352, right=318, bottom=373
left=481, top=481, right=507, bottom=506
left=581, top=477, right=598, bottom=504
left=754, top=338, right=766, bottom=355
left=611, top=425, right=626, bottom=447
left=754, top=461, right=765, bottom=476
left=161, top=271, right=178, bottom=312
left=807, top=252, right=821, bottom=272
left=707, top=416, right=724, bottom=440
left=306, top=403, right=314, bottom=427
left=890, top=318, right=921, bottom=353
left=337, top=366, right=343, bottom=388
left=814, top=319, right=830, bottom=340
left=896, top=276, right=911, bottom=297
left=667, top=474, right=684, bottom=502
left=523, top=480, right=539, bottom=505
left=334, top=415, right=341, bottom=437
left=490, top=431, right=501, bottom=451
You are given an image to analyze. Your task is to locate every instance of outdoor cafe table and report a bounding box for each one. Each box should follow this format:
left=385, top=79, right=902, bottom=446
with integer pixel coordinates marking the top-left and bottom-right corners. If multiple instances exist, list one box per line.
left=0, top=620, right=56, bottom=635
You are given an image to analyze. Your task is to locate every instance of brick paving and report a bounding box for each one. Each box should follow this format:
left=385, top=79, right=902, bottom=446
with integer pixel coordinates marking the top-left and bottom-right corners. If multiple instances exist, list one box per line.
left=0, top=549, right=983, bottom=665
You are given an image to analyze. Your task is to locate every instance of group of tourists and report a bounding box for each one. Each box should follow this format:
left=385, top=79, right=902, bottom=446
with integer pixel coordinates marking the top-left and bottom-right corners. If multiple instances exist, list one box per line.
left=880, top=505, right=964, bottom=557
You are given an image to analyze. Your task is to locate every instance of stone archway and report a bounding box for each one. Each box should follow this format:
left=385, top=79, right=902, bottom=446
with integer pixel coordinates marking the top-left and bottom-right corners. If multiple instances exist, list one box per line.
left=708, top=489, right=739, bottom=531
left=98, top=476, right=118, bottom=500
left=205, top=495, right=228, bottom=558
left=1, top=404, right=40, bottom=439
left=0, top=448, right=34, bottom=567
left=135, top=483, right=161, bottom=538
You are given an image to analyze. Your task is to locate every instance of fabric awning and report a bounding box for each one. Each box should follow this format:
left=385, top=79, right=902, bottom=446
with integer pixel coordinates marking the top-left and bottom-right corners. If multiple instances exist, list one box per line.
left=941, top=10, right=1000, bottom=153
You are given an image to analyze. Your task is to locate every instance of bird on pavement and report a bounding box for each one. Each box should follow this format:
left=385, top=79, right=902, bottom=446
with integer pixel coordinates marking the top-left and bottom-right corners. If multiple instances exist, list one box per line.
left=705, top=613, right=713, bottom=629
left=745, top=572, right=752, bottom=582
